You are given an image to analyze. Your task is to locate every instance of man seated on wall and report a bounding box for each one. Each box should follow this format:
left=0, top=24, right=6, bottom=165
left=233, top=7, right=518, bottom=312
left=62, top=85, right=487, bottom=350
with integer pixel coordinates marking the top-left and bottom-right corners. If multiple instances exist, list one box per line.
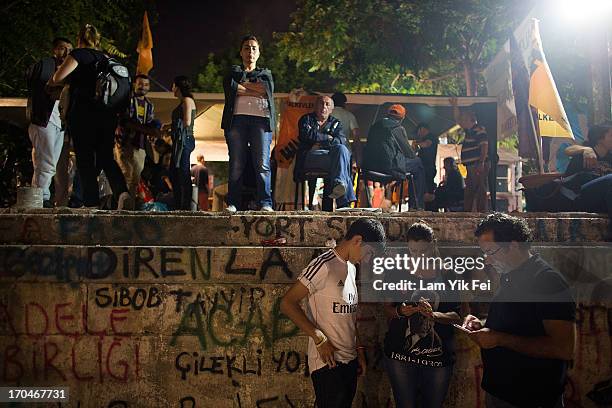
left=294, top=95, right=356, bottom=209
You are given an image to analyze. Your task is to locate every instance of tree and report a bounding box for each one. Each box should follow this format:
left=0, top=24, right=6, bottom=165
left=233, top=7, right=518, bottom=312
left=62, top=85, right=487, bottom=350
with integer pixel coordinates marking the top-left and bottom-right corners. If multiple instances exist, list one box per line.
left=194, top=41, right=335, bottom=93
left=0, top=0, right=155, bottom=96
left=276, top=0, right=529, bottom=95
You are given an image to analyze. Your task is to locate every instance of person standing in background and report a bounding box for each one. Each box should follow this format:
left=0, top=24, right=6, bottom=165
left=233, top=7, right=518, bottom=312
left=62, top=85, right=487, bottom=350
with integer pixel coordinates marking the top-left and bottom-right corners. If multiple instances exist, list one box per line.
left=26, top=37, right=73, bottom=207
left=191, top=154, right=210, bottom=210
left=331, top=92, right=362, bottom=166
left=222, top=35, right=275, bottom=212
left=49, top=24, right=132, bottom=210
left=115, top=74, right=160, bottom=209
left=450, top=97, right=489, bottom=212
left=414, top=123, right=439, bottom=197
left=170, top=75, right=196, bottom=210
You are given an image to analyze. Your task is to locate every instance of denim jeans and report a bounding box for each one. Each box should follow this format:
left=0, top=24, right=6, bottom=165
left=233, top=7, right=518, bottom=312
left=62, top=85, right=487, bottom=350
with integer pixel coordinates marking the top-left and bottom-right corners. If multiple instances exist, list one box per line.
left=384, top=356, right=453, bottom=408
left=302, top=142, right=356, bottom=208
left=170, top=146, right=193, bottom=210
left=577, top=174, right=612, bottom=237
left=225, top=115, right=272, bottom=208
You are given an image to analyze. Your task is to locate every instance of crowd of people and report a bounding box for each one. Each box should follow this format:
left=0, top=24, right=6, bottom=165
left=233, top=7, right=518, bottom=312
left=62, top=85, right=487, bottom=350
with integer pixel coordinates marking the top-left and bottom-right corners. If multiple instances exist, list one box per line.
left=24, top=26, right=611, bottom=224
left=281, top=213, right=576, bottom=408
left=23, top=27, right=473, bottom=213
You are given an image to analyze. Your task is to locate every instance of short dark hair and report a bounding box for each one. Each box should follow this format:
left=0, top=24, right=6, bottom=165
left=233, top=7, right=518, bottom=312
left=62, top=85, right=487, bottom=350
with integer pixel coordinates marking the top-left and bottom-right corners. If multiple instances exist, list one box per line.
left=331, top=92, right=347, bottom=107
left=443, top=157, right=456, bottom=166
left=585, top=121, right=612, bottom=148
left=52, top=37, right=72, bottom=47
left=240, top=35, right=261, bottom=51
left=345, top=218, right=386, bottom=253
left=406, top=221, right=436, bottom=243
left=475, top=212, right=532, bottom=248
left=135, top=74, right=149, bottom=81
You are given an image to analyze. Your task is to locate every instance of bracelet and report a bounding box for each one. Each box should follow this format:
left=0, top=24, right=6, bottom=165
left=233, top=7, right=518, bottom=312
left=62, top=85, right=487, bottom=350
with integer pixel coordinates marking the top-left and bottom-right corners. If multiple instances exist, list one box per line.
left=356, top=346, right=366, bottom=350
left=314, top=329, right=328, bottom=347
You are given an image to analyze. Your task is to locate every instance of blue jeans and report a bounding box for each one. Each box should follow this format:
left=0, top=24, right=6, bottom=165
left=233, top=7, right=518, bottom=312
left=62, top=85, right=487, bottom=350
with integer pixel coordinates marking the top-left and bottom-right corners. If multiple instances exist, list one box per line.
left=302, top=142, right=356, bottom=208
left=384, top=356, right=453, bottom=408
left=577, top=174, right=612, bottom=237
left=225, top=115, right=272, bottom=208
left=170, top=146, right=193, bottom=210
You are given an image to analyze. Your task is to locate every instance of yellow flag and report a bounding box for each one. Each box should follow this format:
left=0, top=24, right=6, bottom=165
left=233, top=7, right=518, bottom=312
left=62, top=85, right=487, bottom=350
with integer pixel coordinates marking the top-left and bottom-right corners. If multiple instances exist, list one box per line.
left=136, top=11, right=153, bottom=75
left=527, top=20, right=573, bottom=139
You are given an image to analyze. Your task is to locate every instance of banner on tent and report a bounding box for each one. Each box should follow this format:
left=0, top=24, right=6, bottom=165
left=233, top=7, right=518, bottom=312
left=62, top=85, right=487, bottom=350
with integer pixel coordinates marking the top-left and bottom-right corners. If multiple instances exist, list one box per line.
left=274, top=92, right=318, bottom=169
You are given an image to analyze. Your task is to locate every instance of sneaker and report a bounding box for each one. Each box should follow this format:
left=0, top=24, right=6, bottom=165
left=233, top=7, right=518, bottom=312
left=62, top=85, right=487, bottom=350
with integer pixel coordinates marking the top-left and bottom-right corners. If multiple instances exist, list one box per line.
left=117, top=192, right=134, bottom=211
left=328, top=182, right=346, bottom=200
left=261, top=206, right=274, bottom=212
left=226, top=205, right=237, bottom=213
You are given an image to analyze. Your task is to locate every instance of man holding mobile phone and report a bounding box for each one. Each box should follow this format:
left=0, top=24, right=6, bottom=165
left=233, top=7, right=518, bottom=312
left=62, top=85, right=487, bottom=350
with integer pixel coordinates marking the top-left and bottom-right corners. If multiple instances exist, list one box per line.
left=462, top=213, right=576, bottom=408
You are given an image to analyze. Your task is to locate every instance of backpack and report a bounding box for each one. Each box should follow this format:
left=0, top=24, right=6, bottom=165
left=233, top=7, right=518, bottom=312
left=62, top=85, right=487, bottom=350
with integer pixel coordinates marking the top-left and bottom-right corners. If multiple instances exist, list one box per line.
left=94, top=56, right=131, bottom=111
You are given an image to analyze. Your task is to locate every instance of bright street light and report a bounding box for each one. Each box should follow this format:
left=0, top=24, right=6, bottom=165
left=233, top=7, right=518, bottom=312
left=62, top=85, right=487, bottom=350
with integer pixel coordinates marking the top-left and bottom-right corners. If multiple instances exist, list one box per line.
left=557, top=0, right=612, bottom=22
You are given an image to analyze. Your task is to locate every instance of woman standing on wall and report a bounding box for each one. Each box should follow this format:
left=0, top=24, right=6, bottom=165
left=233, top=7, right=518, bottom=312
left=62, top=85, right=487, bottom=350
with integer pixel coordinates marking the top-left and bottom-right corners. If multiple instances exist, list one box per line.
left=170, top=75, right=196, bottom=210
left=221, top=35, right=275, bottom=212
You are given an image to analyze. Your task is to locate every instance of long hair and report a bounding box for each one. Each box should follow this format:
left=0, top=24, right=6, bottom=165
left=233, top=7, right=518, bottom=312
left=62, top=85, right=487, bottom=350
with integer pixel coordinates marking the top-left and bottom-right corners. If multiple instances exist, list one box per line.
left=78, top=24, right=100, bottom=49
left=173, top=76, right=194, bottom=99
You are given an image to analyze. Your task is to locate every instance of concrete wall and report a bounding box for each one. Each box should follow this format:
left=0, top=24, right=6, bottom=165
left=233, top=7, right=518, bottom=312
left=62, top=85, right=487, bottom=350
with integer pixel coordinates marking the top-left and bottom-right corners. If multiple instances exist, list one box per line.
left=0, top=210, right=611, bottom=407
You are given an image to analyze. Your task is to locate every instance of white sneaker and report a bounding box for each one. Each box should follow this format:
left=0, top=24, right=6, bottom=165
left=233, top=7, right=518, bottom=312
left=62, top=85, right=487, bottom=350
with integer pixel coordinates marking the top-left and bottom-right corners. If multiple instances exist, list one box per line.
left=261, top=206, right=274, bottom=212
left=226, top=205, right=237, bottom=213
left=328, top=182, right=346, bottom=200
left=117, top=192, right=134, bottom=211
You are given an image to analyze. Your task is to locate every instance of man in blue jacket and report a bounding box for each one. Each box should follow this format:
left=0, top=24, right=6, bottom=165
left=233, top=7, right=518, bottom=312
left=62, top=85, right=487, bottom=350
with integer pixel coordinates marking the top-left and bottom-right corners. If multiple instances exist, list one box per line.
left=294, top=95, right=356, bottom=209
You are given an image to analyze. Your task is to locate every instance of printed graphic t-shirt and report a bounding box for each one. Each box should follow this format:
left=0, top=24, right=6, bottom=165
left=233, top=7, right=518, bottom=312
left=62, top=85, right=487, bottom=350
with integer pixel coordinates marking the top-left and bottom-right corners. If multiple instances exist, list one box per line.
left=383, top=275, right=460, bottom=368
left=298, top=249, right=358, bottom=373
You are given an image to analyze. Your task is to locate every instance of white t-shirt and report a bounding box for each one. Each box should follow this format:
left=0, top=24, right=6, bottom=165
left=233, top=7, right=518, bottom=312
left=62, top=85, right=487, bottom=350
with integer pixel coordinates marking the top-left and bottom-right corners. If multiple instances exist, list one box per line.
left=234, top=95, right=270, bottom=117
left=332, top=106, right=359, bottom=138
left=48, top=101, right=62, bottom=129
left=298, top=249, right=358, bottom=373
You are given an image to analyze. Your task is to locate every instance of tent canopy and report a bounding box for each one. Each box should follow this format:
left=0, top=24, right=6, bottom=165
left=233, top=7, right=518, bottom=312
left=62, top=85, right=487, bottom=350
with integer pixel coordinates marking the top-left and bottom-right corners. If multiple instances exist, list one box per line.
left=0, top=93, right=497, bottom=162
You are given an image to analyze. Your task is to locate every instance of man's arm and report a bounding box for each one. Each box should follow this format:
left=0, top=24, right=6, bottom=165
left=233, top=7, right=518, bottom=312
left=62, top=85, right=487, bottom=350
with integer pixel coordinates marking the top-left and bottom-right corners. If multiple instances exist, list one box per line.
left=280, top=282, right=318, bottom=338
left=280, top=281, right=337, bottom=367
left=469, top=320, right=576, bottom=360
left=565, top=145, right=598, bottom=169
left=394, top=128, right=416, bottom=159
left=299, top=116, right=329, bottom=144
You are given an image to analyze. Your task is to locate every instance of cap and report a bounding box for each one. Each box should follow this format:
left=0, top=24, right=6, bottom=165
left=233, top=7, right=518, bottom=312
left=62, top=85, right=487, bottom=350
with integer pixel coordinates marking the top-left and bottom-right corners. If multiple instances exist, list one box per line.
left=388, top=104, right=406, bottom=120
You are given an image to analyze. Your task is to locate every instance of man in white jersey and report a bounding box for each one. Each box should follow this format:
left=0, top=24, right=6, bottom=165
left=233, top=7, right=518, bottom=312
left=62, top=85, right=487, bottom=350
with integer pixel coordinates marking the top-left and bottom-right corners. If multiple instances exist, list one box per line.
left=281, top=218, right=386, bottom=408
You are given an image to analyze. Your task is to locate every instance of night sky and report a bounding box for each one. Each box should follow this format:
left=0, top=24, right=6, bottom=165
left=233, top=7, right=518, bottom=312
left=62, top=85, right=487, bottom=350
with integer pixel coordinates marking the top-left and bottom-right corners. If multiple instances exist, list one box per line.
left=153, top=0, right=297, bottom=88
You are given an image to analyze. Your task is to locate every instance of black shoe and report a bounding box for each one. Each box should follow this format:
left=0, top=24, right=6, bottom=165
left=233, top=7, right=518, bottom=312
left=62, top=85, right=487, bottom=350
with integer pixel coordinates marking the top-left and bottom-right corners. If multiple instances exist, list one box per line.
left=43, top=199, right=54, bottom=208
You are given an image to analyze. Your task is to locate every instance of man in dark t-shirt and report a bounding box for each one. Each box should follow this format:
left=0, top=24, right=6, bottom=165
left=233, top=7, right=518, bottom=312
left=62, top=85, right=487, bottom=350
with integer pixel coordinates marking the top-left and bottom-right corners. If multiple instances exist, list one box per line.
left=463, top=213, right=576, bottom=408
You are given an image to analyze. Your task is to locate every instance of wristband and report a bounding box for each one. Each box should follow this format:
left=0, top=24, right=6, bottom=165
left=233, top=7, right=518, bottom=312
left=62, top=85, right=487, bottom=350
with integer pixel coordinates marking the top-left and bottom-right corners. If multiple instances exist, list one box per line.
left=314, top=329, right=328, bottom=347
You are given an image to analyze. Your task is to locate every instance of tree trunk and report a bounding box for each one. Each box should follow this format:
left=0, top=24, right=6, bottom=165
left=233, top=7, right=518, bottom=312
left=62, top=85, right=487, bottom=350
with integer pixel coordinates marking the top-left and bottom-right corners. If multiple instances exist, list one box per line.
left=463, top=61, right=478, bottom=96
